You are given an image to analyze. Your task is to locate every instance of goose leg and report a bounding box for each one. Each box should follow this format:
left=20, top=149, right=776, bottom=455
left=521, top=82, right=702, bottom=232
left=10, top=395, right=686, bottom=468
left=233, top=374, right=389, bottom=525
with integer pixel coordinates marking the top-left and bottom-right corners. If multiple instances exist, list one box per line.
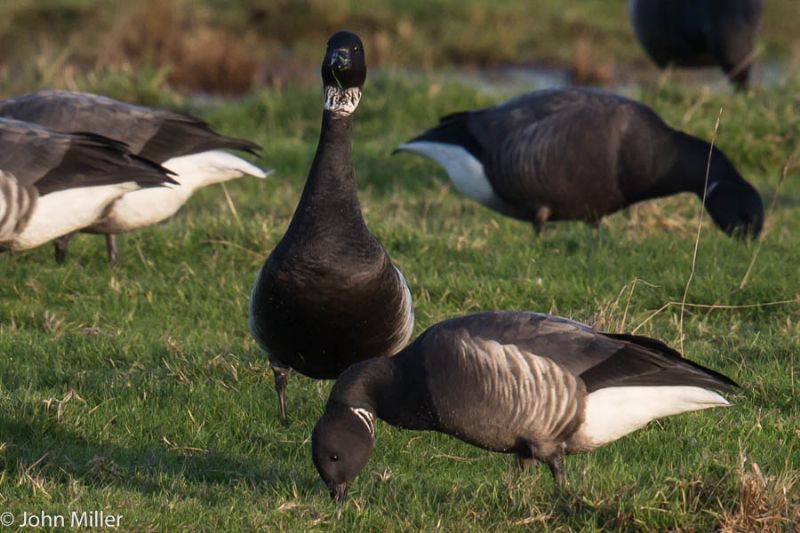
left=532, top=206, right=552, bottom=237
left=54, top=233, right=76, bottom=264
left=519, top=441, right=568, bottom=488
left=546, top=454, right=566, bottom=488
left=105, top=234, right=119, bottom=267
left=272, top=366, right=291, bottom=425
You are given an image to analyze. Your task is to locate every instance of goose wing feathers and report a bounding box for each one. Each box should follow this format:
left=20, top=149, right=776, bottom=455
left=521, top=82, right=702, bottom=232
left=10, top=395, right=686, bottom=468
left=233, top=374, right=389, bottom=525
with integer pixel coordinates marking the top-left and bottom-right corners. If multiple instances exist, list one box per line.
left=413, top=89, right=671, bottom=218
left=0, top=90, right=261, bottom=162
left=419, top=311, right=737, bottom=395
left=0, top=118, right=173, bottom=195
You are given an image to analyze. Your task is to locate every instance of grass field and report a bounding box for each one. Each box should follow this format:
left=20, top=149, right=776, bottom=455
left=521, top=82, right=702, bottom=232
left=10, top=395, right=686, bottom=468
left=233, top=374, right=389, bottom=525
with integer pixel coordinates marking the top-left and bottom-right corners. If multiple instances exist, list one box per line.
left=0, top=71, right=798, bottom=531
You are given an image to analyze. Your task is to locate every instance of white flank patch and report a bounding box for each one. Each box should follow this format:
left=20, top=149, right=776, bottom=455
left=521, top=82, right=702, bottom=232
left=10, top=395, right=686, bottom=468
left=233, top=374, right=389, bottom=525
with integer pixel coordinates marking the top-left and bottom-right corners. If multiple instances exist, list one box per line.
left=395, top=141, right=519, bottom=218
left=576, top=385, right=730, bottom=448
left=11, top=182, right=137, bottom=249
left=323, top=86, right=361, bottom=116
left=90, top=150, right=271, bottom=233
left=386, top=265, right=415, bottom=355
left=704, top=180, right=720, bottom=198
left=350, top=407, right=376, bottom=437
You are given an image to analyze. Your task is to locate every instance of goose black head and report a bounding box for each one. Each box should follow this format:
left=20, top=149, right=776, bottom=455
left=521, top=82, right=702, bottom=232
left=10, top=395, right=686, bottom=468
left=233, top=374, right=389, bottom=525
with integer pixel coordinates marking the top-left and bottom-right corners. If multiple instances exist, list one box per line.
left=704, top=178, right=764, bottom=239
left=321, top=31, right=366, bottom=116
left=311, top=403, right=375, bottom=502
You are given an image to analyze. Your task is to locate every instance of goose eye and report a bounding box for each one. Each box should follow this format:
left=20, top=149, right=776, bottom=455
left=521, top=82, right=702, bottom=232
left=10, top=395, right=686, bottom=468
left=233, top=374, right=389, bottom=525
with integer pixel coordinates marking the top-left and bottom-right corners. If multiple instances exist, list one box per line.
left=353, top=46, right=359, bottom=52
left=330, top=454, right=339, bottom=462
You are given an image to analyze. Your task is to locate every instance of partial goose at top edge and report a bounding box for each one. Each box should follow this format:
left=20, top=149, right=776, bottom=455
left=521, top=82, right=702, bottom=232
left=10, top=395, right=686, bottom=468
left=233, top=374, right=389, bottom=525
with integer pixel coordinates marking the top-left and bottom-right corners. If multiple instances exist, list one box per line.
left=248, top=31, right=414, bottom=424
left=312, top=311, right=737, bottom=501
left=0, top=90, right=271, bottom=265
left=0, top=117, right=174, bottom=252
left=395, top=87, right=763, bottom=240
left=629, top=0, right=764, bottom=89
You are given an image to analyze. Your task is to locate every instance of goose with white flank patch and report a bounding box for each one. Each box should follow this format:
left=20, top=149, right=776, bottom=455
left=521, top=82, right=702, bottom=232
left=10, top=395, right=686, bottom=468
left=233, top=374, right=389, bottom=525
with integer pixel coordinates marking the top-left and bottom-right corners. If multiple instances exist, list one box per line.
left=312, top=311, right=737, bottom=501
left=0, top=90, right=270, bottom=265
left=249, top=31, right=414, bottom=424
left=395, top=88, right=763, bottom=239
left=629, top=0, right=764, bottom=89
left=0, top=118, right=174, bottom=252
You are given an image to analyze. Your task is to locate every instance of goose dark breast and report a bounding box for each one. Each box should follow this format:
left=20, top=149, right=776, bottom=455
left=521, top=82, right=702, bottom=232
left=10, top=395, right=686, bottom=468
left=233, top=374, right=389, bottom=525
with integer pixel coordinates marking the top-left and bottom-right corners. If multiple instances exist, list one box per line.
left=251, top=248, right=410, bottom=379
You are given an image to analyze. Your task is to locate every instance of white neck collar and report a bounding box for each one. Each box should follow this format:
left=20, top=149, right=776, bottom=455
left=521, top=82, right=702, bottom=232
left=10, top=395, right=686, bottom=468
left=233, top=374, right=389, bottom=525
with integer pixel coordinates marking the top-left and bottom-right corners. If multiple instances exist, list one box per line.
left=324, top=86, right=361, bottom=116
left=349, top=407, right=375, bottom=437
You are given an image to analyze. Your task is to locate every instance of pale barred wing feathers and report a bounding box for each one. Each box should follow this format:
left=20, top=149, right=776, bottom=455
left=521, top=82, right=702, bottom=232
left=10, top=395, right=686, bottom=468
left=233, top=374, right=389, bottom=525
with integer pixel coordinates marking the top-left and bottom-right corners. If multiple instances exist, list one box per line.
left=0, top=90, right=261, bottom=163
left=422, top=327, right=584, bottom=451
left=423, top=312, right=737, bottom=394
left=0, top=170, right=37, bottom=241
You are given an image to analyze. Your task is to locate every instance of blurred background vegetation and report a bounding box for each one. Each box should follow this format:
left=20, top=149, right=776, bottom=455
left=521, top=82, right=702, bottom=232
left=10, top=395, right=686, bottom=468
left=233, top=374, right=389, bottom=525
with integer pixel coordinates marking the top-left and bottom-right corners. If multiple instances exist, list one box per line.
left=1, top=0, right=798, bottom=99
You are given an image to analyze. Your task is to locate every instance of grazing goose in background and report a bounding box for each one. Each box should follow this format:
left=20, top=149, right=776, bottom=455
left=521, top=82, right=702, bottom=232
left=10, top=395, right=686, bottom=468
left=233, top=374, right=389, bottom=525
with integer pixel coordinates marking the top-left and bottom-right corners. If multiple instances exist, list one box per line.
left=0, top=90, right=270, bottom=265
left=0, top=118, right=173, bottom=252
left=395, top=88, right=763, bottom=239
left=249, top=31, right=414, bottom=424
left=312, top=311, right=738, bottom=501
left=629, top=0, right=764, bottom=89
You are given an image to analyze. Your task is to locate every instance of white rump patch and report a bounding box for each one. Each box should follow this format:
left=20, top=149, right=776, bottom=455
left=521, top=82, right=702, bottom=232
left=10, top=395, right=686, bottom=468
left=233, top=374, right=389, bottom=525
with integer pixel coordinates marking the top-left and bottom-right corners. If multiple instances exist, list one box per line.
left=90, top=150, right=271, bottom=233
left=163, top=150, right=270, bottom=182
left=323, top=86, right=361, bottom=116
left=350, top=407, right=375, bottom=437
left=395, top=141, right=519, bottom=218
left=576, top=385, right=730, bottom=448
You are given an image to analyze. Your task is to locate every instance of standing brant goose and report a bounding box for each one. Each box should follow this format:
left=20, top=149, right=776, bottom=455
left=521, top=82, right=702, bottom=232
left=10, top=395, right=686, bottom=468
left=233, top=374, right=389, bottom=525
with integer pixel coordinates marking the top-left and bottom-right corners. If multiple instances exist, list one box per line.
left=395, top=88, right=763, bottom=239
left=0, top=118, right=173, bottom=251
left=249, top=31, right=414, bottom=423
left=629, top=0, right=764, bottom=89
left=0, top=90, right=269, bottom=265
left=312, top=311, right=737, bottom=501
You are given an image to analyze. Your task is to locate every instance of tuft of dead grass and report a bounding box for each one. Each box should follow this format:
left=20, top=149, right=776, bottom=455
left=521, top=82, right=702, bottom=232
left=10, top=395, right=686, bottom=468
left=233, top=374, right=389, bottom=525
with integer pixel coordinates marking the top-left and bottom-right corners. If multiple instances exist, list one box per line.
left=715, top=453, right=800, bottom=532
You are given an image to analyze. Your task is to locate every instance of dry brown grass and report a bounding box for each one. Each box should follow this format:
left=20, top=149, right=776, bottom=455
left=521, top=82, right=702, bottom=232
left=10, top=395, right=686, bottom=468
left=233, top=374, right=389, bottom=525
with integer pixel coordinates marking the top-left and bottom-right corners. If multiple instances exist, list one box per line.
left=98, top=0, right=261, bottom=94
left=715, top=453, right=800, bottom=532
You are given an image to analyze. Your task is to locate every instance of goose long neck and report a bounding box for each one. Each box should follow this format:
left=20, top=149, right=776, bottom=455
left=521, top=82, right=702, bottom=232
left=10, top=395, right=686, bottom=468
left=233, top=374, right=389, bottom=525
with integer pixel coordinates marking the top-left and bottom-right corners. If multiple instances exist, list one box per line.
left=654, top=131, right=738, bottom=198
left=331, top=356, right=437, bottom=431
left=290, top=110, right=366, bottom=231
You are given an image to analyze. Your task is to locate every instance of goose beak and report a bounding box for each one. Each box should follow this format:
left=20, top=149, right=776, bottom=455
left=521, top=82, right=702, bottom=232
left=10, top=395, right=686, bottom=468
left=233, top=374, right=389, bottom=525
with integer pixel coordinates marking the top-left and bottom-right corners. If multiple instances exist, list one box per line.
left=329, top=482, right=349, bottom=502
left=330, top=49, right=351, bottom=70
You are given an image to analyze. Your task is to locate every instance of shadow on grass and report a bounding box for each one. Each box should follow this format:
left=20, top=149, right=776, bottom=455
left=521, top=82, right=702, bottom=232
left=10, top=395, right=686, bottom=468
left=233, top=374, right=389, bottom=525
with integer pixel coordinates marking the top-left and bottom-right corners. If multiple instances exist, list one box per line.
left=0, top=415, right=318, bottom=501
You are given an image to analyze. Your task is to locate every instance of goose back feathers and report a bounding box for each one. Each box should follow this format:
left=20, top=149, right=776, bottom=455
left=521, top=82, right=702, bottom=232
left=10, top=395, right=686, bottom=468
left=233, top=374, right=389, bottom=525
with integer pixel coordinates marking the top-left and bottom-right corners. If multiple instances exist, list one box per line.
left=629, top=0, right=764, bottom=88
left=0, top=90, right=268, bottom=264
left=396, top=88, right=763, bottom=238
left=0, top=118, right=173, bottom=250
left=249, top=31, right=414, bottom=423
left=312, top=311, right=736, bottom=500
left=0, top=90, right=260, bottom=162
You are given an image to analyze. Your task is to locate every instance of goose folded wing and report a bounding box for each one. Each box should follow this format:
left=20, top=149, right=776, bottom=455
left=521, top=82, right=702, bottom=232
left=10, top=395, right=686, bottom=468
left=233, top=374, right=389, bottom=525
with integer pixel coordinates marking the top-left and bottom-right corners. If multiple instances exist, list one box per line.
left=0, top=91, right=261, bottom=163
left=0, top=118, right=174, bottom=195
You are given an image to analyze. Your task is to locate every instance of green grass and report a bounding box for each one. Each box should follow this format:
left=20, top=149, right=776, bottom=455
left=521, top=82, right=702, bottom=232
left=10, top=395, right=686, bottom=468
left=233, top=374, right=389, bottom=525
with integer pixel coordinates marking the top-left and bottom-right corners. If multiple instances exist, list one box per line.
left=1, top=73, right=799, bottom=531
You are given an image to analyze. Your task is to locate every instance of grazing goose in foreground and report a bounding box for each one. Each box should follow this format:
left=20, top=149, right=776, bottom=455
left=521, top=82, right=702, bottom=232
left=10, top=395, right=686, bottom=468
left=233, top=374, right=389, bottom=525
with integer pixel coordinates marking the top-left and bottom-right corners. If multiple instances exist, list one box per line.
left=0, top=90, right=269, bottom=265
left=395, top=88, right=763, bottom=239
left=629, top=0, right=764, bottom=89
left=0, top=118, right=173, bottom=252
left=249, top=31, right=414, bottom=424
left=312, top=311, right=737, bottom=501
